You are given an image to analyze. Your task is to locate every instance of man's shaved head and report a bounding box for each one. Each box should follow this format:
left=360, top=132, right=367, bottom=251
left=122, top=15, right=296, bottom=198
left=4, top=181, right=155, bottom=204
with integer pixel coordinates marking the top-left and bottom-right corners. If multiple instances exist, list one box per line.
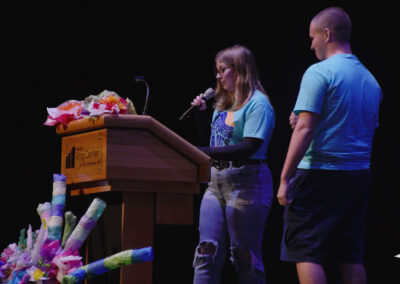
left=311, top=7, right=352, bottom=43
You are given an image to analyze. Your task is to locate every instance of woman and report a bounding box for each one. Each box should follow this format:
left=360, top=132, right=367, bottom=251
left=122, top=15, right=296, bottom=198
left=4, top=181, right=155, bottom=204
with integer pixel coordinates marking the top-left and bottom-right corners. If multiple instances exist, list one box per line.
left=192, top=45, right=275, bottom=284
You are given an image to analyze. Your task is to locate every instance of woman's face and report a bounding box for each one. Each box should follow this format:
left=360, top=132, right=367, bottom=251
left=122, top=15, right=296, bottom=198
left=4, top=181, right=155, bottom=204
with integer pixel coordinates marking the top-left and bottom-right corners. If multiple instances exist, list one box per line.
left=216, top=61, right=235, bottom=93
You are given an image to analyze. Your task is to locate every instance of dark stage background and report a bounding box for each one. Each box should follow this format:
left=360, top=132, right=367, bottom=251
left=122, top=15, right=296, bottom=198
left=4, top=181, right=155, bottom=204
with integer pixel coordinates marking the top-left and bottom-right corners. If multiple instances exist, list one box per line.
left=2, top=0, right=398, bottom=283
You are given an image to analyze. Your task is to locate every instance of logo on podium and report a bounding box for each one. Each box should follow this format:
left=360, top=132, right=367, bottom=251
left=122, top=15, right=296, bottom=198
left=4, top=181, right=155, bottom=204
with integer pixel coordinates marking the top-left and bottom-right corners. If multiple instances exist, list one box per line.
left=61, top=129, right=106, bottom=184
left=65, top=147, right=75, bottom=169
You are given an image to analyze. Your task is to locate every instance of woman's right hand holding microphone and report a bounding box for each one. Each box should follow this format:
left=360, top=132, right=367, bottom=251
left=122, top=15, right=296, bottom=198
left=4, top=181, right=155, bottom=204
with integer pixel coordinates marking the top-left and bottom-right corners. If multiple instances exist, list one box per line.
left=191, top=93, right=207, bottom=111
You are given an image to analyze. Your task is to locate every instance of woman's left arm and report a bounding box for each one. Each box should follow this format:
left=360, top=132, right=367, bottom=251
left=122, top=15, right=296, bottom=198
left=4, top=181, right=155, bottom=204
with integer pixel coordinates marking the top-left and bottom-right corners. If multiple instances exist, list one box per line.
left=198, top=137, right=263, bottom=160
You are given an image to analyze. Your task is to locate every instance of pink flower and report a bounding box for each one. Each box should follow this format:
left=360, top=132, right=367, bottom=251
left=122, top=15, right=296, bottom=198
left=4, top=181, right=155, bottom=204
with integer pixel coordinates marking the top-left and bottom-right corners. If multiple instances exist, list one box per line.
left=1, top=243, right=18, bottom=262
left=44, top=100, right=85, bottom=126
left=40, top=239, right=61, bottom=263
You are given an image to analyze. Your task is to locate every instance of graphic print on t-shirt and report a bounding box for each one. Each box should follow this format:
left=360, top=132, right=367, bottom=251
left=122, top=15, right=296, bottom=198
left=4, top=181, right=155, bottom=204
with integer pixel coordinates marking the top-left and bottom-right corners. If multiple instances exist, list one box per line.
left=210, top=112, right=234, bottom=147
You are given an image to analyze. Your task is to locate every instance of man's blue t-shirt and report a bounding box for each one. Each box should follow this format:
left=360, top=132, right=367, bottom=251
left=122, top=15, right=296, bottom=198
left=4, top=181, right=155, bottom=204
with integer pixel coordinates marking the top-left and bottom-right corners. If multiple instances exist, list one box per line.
left=210, top=90, right=275, bottom=160
left=294, top=54, right=382, bottom=170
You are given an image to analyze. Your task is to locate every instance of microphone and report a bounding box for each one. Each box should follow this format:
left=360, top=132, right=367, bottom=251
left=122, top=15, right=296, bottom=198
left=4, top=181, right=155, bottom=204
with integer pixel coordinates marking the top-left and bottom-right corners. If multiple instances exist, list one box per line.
left=179, top=88, right=215, bottom=121
left=134, top=75, right=150, bottom=115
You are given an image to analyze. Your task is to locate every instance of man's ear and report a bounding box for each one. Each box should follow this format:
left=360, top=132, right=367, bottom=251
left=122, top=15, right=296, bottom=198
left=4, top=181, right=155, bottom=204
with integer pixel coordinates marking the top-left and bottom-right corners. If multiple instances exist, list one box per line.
left=324, top=27, right=332, bottom=43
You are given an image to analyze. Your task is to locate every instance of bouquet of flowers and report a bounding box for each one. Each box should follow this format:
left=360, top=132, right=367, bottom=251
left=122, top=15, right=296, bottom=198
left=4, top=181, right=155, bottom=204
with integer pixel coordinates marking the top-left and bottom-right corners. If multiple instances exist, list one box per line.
left=44, top=90, right=137, bottom=127
left=0, top=174, right=153, bottom=284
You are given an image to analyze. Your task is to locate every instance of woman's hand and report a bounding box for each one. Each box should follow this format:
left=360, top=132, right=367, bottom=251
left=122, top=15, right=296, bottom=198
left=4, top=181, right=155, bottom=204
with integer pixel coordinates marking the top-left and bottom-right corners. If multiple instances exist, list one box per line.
left=191, top=93, right=207, bottom=111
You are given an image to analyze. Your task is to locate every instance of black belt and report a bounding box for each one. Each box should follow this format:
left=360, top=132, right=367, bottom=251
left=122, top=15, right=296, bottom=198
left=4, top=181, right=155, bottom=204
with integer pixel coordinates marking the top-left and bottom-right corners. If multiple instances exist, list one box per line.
left=211, top=159, right=267, bottom=170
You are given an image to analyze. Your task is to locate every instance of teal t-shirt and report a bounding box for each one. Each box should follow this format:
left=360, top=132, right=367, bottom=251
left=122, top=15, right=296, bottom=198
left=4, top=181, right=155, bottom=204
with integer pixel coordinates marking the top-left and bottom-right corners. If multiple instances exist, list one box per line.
left=294, top=54, right=382, bottom=170
left=210, top=90, right=275, bottom=160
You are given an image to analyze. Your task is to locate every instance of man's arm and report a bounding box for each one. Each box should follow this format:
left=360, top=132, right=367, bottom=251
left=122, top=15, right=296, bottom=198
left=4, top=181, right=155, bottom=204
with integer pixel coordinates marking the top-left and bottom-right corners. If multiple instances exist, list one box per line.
left=277, top=111, right=319, bottom=206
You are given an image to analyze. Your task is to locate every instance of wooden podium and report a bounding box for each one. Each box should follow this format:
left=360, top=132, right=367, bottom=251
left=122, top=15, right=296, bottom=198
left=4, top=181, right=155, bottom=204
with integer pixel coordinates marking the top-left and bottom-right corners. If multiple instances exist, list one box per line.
left=56, top=114, right=210, bottom=284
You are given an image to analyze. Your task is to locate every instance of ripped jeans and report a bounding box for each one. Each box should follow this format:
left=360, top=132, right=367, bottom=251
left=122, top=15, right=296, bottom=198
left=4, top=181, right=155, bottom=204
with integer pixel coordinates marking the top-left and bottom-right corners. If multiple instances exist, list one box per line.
left=193, top=163, right=273, bottom=284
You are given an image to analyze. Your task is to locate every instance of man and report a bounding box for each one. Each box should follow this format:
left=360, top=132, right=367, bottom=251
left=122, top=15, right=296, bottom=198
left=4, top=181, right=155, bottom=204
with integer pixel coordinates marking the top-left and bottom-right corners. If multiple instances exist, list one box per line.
left=278, top=7, right=382, bottom=284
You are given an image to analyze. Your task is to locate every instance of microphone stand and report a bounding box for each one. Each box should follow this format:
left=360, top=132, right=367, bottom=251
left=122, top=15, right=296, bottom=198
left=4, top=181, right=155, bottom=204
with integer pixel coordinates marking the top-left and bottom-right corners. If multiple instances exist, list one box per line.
left=134, top=75, right=150, bottom=115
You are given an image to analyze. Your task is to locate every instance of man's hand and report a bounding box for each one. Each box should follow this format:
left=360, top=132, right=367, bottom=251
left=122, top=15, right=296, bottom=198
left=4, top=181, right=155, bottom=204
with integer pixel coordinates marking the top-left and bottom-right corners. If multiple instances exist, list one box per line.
left=277, top=178, right=291, bottom=206
left=289, top=112, right=299, bottom=130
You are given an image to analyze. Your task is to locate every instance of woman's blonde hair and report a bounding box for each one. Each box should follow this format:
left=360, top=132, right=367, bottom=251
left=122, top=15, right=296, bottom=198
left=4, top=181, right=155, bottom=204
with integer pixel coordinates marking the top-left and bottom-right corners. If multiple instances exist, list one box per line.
left=214, top=45, right=266, bottom=111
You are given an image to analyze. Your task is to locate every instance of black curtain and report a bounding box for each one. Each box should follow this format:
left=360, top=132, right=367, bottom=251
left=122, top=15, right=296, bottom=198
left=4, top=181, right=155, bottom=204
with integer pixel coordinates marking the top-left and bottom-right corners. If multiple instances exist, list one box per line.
left=2, top=0, right=398, bottom=283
